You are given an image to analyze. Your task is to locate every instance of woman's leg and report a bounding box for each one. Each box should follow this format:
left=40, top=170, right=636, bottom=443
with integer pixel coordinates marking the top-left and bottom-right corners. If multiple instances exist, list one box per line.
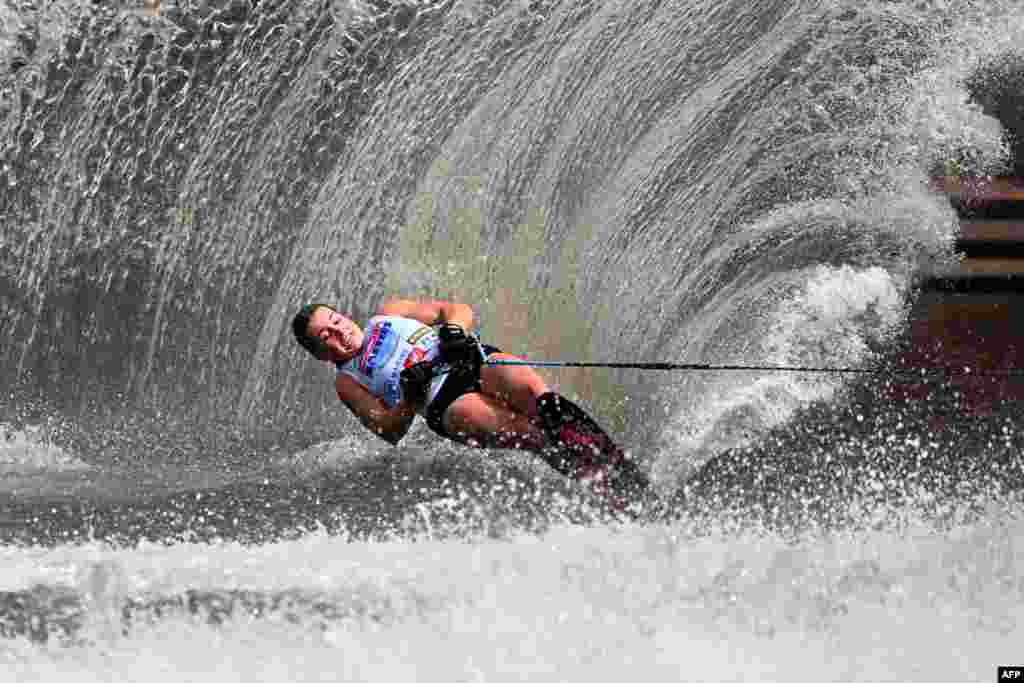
left=477, top=352, right=549, bottom=417
left=442, top=391, right=548, bottom=452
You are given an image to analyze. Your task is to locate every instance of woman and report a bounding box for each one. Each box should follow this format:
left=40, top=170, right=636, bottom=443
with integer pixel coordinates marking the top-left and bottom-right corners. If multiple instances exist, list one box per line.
left=292, top=298, right=648, bottom=501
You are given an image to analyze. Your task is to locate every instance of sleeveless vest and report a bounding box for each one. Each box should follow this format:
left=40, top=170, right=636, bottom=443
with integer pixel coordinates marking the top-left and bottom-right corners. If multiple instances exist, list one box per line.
left=335, top=316, right=446, bottom=409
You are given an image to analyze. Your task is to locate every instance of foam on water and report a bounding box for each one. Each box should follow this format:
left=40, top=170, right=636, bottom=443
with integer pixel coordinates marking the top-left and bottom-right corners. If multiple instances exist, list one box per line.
left=655, top=262, right=907, bottom=484
left=2, top=500, right=1022, bottom=682
left=0, top=423, right=88, bottom=472
left=0, top=424, right=91, bottom=500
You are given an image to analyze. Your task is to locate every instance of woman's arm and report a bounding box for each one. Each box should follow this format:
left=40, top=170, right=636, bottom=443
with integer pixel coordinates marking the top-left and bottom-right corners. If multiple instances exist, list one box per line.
left=335, top=374, right=418, bottom=445
left=377, top=299, right=474, bottom=331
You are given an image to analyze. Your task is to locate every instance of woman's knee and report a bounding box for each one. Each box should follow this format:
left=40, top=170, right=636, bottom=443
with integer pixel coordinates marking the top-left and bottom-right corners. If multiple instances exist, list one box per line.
left=479, top=354, right=548, bottom=410
left=442, top=394, right=495, bottom=439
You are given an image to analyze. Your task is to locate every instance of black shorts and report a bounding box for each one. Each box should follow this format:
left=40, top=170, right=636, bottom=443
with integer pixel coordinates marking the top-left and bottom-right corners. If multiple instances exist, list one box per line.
left=424, top=345, right=501, bottom=439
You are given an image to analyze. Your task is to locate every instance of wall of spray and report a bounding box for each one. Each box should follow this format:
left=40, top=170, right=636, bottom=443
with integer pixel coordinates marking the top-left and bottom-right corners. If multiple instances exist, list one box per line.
left=1, top=0, right=1021, bottom=483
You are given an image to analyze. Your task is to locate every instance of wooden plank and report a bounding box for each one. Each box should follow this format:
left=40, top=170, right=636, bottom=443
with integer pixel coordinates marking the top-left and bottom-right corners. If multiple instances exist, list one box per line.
left=957, top=257, right=1024, bottom=274
left=958, top=221, right=1024, bottom=241
left=929, top=176, right=1024, bottom=200
left=921, top=273, right=1024, bottom=292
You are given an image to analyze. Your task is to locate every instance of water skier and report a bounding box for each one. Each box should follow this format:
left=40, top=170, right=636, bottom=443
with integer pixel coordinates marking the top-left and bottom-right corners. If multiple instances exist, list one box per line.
left=291, top=299, right=648, bottom=504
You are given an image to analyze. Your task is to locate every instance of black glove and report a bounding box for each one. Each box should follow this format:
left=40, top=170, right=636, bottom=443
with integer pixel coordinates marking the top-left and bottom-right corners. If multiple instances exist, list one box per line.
left=437, top=323, right=481, bottom=366
left=399, top=360, right=433, bottom=403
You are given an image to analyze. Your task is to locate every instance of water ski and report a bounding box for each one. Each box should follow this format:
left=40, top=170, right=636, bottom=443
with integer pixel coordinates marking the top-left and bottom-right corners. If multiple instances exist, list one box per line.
left=534, top=392, right=650, bottom=509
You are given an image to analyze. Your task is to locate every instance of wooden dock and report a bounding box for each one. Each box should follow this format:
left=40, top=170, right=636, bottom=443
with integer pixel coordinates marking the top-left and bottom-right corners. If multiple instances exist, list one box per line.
left=893, top=177, right=1024, bottom=412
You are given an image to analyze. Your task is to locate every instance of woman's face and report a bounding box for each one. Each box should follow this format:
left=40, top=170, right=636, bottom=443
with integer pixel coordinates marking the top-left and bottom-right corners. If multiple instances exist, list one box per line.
left=307, top=307, right=364, bottom=362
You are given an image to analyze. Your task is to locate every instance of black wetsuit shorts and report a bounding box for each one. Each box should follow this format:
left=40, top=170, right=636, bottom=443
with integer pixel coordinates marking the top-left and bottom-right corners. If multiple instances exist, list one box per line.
left=424, top=345, right=502, bottom=439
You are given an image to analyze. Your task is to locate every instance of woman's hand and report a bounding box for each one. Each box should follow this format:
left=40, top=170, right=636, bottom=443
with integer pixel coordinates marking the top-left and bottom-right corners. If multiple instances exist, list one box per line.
left=399, top=360, right=434, bottom=404
left=437, top=324, right=482, bottom=366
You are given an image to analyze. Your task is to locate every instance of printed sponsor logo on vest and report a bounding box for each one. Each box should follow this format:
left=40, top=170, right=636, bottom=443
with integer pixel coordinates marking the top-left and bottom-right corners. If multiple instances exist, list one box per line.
left=403, top=347, right=427, bottom=369
left=407, top=326, right=433, bottom=345
left=359, top=321, right=394, bottom=376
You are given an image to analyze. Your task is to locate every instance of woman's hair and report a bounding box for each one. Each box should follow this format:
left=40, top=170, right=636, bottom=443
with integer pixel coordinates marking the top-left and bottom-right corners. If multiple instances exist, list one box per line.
left=292, top=303, right=333, bottom=359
